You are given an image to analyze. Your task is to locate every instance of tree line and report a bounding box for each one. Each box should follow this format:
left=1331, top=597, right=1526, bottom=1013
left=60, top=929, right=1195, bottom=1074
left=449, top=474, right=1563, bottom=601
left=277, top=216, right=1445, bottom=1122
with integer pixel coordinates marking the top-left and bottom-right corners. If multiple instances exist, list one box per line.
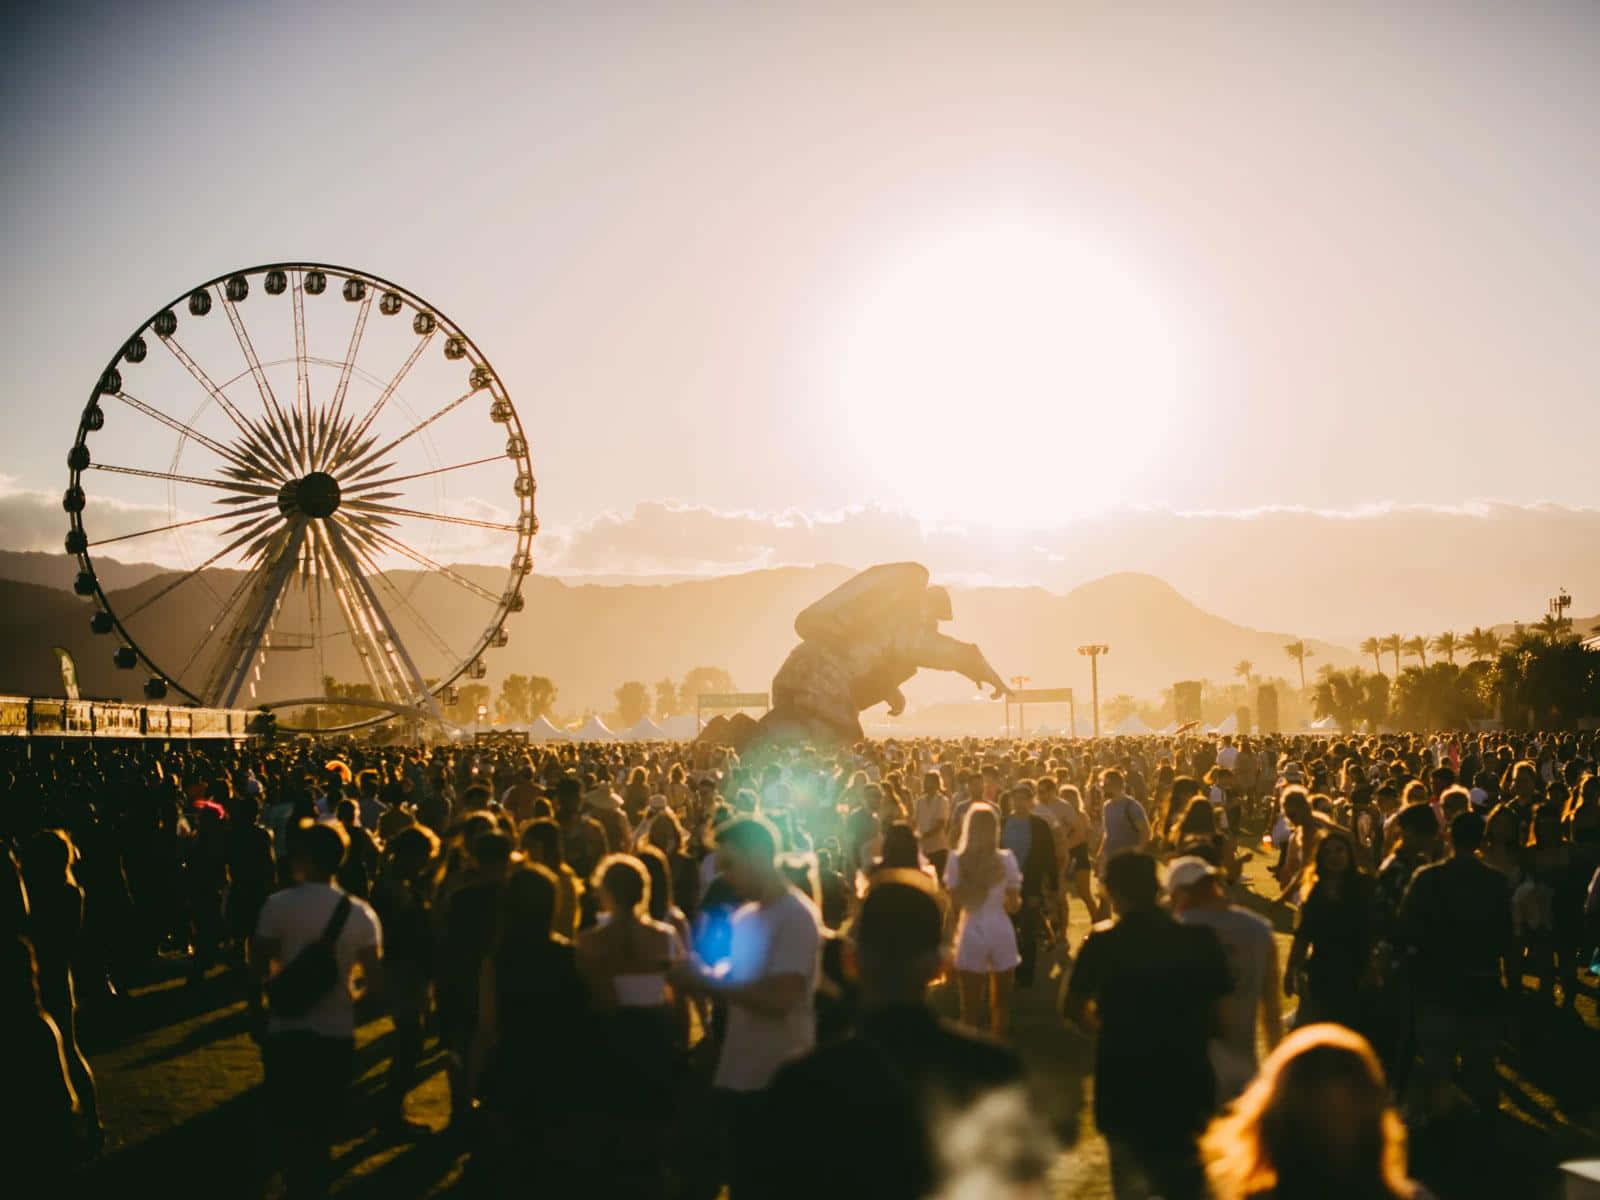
left=439, top=665, right=738, bottom=730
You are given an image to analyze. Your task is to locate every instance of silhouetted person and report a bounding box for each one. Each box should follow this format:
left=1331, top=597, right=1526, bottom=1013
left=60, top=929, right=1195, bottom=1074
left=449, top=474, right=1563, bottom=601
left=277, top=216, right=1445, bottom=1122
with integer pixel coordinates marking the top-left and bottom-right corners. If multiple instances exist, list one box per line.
left=1202, top=1024, right=1429, bottom=1200
left=249, top=819, right=383, bottom=1198
left=1, top=935, right=82, bottom=1179
left=21, top=828, right=101, bottom=1153
left=1399, top=809, right=1512, bottom=1120
left=470, top=861, right=590, bottom=1195
left=1065, top=851, right=1228, bottom=1200
left=758, top=870, right=1025, bottom=1199
left=369, top=824, right=439, bottom=1136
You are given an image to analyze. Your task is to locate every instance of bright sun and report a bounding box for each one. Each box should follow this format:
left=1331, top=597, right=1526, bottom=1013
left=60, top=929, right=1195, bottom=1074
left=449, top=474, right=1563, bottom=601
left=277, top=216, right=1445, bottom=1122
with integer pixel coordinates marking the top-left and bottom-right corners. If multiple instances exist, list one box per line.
left=833, top=223, right=1186, bottom=525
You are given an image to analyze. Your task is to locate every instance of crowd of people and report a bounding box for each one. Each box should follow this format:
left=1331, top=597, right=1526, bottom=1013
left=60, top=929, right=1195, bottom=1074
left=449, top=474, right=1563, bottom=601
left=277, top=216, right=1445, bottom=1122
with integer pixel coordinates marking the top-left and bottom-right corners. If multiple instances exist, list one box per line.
left=4, top=727, right=1599, bottom=1197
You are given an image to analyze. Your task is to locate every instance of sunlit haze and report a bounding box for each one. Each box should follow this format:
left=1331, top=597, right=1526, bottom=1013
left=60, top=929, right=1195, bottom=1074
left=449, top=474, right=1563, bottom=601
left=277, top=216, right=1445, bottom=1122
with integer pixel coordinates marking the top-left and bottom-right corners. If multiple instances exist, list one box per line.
left=4, top=0, right=1598, bottom=622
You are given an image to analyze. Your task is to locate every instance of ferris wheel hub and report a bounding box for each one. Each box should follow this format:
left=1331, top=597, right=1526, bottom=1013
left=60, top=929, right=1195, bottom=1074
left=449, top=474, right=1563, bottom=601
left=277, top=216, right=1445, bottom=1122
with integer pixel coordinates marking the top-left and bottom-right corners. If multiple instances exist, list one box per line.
left=277, top=471, right=342, bottom=519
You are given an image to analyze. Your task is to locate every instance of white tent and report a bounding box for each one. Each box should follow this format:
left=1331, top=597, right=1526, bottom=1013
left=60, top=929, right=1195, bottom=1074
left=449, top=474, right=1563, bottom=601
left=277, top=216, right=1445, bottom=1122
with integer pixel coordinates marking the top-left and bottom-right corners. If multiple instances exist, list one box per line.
left=1308, top=715, right=1338, bottom=732
left=1159, top=722, right=1179, bottom=735
left=570, top=715, right=616, bottom=741
left=661, top=714, right=701, bottom=740
left=525, top=714, right=568, bottom=741
left=624, top=716, right=666, bottom=741
left=1114, top=713, right=1153, bottom=735
left=1210, top=713, right=1239, bottom=735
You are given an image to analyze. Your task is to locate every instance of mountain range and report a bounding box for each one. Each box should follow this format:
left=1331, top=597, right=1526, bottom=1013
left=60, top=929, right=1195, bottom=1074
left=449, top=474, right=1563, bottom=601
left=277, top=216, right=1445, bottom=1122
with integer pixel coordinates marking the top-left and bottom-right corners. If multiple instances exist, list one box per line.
left=0, top=552, right=1358, bottom=718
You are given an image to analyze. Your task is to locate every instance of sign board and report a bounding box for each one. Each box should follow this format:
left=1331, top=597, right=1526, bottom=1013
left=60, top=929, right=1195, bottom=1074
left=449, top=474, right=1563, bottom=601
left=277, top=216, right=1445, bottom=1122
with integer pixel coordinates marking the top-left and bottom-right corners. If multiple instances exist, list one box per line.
left=476, top=729, right=529, bottom=747
left=94, top=704, right=141, bottom=738
left=63, top=700, right=94, bottom=736
left=697, top=693, right=769, bottom=709
left=0, top=697, right=30, bottom=736
left=191, top=709, right=230, bottom=738
left=1011, top=688, right=1073, bottom=703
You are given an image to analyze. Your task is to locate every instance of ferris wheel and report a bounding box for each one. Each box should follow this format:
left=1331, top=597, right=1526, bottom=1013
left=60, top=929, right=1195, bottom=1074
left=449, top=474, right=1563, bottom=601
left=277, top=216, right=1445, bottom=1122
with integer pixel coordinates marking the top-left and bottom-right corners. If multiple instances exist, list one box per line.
left=64, top=263, right=536, bottom=730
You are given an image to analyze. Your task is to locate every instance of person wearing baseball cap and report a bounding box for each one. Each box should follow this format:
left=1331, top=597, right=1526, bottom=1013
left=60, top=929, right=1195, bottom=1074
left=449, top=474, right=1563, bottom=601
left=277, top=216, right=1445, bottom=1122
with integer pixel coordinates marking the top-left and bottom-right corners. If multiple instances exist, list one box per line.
left=1168, top=856, right=1282, bottom=1103
left=1065, top=851, right=1231, bottom=1199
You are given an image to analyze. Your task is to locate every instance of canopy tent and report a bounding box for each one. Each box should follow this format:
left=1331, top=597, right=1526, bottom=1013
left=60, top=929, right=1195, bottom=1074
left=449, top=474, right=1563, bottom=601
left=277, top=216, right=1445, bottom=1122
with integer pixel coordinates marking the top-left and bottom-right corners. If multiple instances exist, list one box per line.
left=1210, top=714, right=1239, bottom=735
left=525, top=714, right=568, bottom=741
left=1114, top=713, right=1154, bottom=735
left=624, top=716, right=666, bottom=741
left=1159, top=722, right=1180, bottom=735
left=660, top=714, right=701, bottom=740
left=570, top=715, right=616, bottom=741
left=1308, top=715, right=1339, bottom=731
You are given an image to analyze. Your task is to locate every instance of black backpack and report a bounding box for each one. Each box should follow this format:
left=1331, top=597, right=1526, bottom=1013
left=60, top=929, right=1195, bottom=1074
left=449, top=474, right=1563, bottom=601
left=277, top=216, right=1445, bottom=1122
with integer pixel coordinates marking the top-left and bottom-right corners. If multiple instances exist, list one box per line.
left=266, top=894, right=354, bottom=1018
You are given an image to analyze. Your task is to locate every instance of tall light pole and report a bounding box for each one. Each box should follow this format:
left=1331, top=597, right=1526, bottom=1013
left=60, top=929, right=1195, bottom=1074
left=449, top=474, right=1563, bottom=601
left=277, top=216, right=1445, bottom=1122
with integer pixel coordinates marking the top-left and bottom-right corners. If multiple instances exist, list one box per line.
left=1009, top=675, right=1031, bottom=739
left=1077, top=644, right=1109, bottom=737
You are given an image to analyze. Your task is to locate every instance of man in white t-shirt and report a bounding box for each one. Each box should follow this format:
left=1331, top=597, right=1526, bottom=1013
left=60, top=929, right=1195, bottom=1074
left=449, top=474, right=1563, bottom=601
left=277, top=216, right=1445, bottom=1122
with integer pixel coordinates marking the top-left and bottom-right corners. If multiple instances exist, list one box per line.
left=673, top=814, right=820, bottom=1198
left=1168, top=855, right=1280, bottom=1103
left=915, top=770, right=952, bottom=877
left=250, top=819, right=383, bottom=1196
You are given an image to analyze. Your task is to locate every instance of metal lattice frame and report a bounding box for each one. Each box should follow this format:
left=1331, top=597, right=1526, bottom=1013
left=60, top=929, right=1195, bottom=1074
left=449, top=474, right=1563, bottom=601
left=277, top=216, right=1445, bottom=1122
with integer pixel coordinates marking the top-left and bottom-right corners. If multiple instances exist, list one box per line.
left=65, top=263, right=536, bottom=731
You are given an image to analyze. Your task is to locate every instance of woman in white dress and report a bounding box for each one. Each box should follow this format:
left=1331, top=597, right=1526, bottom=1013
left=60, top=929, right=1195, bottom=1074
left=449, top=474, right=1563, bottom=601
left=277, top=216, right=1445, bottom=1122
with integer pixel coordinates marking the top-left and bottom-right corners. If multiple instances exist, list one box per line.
left=943, top=802, right=1022, bottom=1038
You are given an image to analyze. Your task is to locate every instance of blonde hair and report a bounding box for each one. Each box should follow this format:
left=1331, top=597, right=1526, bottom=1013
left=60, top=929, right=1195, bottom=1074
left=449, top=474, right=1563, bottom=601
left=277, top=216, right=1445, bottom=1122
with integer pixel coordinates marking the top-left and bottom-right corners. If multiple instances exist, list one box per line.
left=1202, top=1024, right=1413, bottom=1200
left=951, top=803, right=1003, bottom=911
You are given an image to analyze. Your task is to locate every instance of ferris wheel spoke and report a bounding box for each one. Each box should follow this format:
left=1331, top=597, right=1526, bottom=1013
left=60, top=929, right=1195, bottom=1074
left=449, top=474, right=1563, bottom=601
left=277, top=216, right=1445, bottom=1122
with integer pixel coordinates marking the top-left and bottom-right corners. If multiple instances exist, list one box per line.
left=88, top=462, right=280, bottom=497
left=340, top=532, right=466, bottom=666
left=334, top=329, right=436, bottom=466
left=341, top=498, right=521, bottom=533
left=339, top=389, right=476, bottom=477
left=323, top=521, right=436, bottom=709
left=374, top=569, right=464, bottom=665
left=159, top=334, right=298, bottom=479
left=105, top=391, right=257, bottom=474
left=346, top=520, right=503, bottom=605
left=341, top=454, right=506, bottom=495
left=120, top=514, right=283, bottom=621
left=87, top=502, right=277, bottom=548
left=206, top=521, right=309, bottom=707
left=174, top=547, right=276, bottom=683
left=306, top=523, right=330, bottom=692
left=316, top=536, right=405, bottom=702
left=319, top=289, right=373, bottom=468
left=292, top=271, right=313, bottom=472
left=219, top=286, right=293, bottom=434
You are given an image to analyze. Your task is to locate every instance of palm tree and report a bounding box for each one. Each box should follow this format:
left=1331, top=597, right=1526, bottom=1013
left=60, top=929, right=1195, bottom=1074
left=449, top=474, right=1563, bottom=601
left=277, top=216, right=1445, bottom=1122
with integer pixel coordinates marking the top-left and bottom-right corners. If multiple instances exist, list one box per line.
left=1429, top=631, right=1459, bottom=665
left=1283, top=641, right=1313, bottom=691
left=1359, top=636, right=1383, bottom=674
left=1465, top=626, right=1502, bottom=661
left=1380, top=634, right=1403, bottom=676
left=1535, top=612, right=1573, bottom=642
left=1402, top=635, right=1428, bottom=667
left=1234, top=660, right=1254, bottom=687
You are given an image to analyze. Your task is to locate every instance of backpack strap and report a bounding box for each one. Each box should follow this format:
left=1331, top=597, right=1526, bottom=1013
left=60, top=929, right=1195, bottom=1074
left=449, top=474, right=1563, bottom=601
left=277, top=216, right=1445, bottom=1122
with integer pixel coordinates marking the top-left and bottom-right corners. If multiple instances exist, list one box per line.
left=319, top=895, right=354, bottom=948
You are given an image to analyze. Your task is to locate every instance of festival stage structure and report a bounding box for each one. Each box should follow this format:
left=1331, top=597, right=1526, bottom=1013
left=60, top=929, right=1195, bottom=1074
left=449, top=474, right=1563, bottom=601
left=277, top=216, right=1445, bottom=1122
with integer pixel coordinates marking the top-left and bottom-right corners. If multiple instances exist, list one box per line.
left=63, top=263, right=537, bottom=733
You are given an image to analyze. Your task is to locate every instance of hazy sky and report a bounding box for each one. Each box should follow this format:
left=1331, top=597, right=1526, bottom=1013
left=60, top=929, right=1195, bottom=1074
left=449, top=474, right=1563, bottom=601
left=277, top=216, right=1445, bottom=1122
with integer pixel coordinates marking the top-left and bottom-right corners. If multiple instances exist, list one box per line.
left=6, top=1, right=1599, bottom=544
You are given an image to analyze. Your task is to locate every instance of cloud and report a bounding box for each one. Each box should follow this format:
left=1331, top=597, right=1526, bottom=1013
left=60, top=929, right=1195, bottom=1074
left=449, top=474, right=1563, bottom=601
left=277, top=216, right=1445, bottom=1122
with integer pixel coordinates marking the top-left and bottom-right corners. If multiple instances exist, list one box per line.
left=9, top=478, right=1596, bottom=647
left=0, top=477, right=176, bottom=556
left=534, top=499, right=1600, bottom=644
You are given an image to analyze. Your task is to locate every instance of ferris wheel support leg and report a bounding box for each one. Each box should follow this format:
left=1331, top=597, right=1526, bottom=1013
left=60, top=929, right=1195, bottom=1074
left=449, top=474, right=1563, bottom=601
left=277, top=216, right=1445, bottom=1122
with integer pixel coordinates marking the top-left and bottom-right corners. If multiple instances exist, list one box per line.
left=323, top=520, right=445, bottom=721
left=212, top=521, right=309, bottom=708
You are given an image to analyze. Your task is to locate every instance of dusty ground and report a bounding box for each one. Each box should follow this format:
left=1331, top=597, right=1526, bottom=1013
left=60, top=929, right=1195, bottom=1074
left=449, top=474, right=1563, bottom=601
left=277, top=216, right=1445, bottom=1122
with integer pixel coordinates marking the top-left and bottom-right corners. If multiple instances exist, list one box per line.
left=68, top=845, right=1600, bottom=1198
